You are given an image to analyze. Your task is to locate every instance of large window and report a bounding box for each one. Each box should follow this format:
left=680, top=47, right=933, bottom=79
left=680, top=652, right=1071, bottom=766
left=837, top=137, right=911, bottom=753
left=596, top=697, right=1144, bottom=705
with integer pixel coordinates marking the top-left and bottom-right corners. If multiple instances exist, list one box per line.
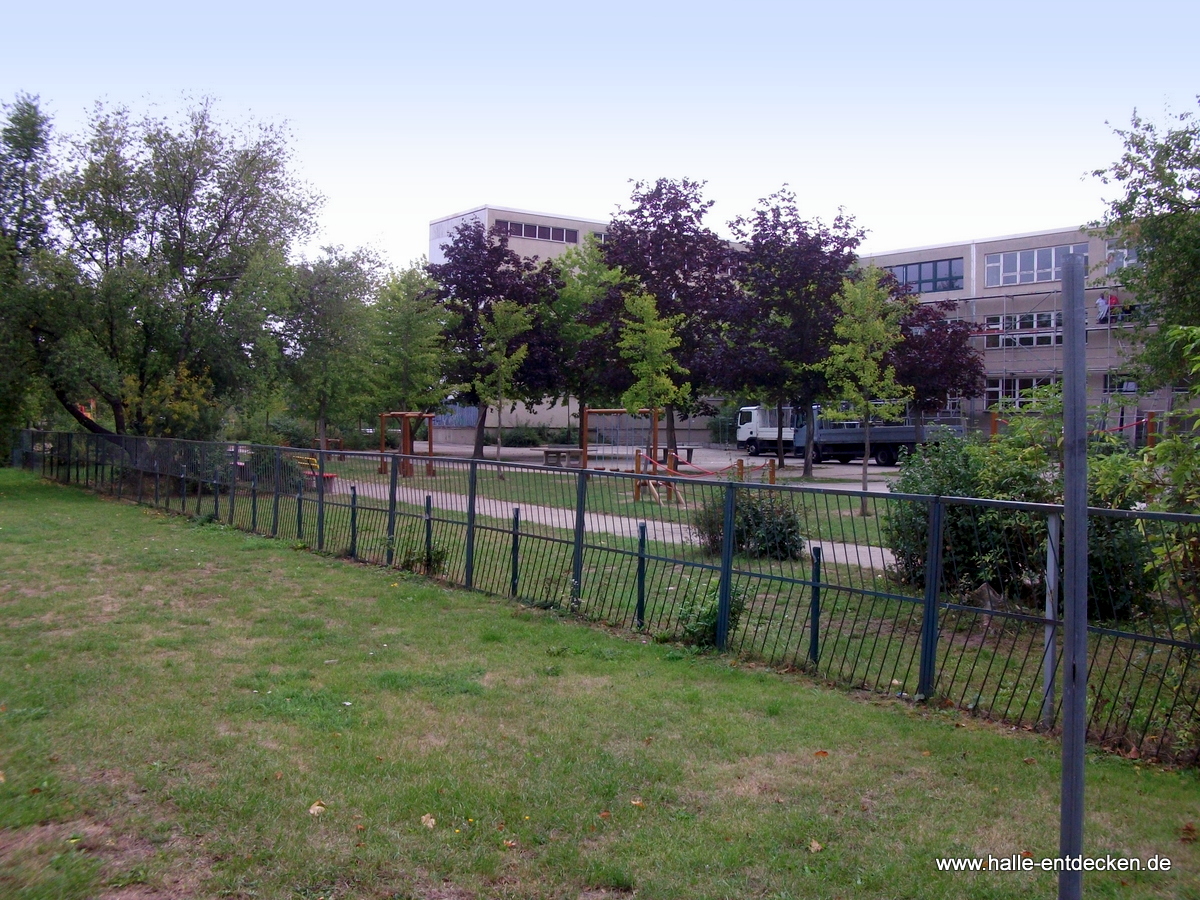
left=981, top=311, right=1065, bottom=349
left=1106, top=241, right=1139, bottom=275
left=984, top=243, right=1087, bottom=287
left=495, top=219, right=579, bottom=245
left=986, top=376, right=1055, bottom=408
left=885, top=257, right=963, bottom=293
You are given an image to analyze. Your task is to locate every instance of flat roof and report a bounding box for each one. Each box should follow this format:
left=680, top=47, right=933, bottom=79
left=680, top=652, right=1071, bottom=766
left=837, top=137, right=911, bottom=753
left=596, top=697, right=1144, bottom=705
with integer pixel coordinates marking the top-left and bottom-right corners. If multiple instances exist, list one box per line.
left=863, top=225, right=1091, bottom=258
left=429, top=204, right=609, bottom=227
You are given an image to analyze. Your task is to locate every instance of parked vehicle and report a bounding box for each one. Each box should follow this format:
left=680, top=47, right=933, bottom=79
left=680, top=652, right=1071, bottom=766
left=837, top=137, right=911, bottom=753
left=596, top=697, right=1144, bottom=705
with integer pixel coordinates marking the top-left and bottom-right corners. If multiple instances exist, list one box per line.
left=736, top=404, right=964, bottom=466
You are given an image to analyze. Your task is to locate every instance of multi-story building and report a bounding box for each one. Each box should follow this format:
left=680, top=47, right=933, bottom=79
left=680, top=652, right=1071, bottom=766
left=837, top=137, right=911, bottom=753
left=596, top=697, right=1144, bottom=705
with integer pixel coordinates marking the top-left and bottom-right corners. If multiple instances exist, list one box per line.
left=431, top=208, right=1163, bottom=442
left=429, top=205, right=609, bottom=265
left=862, top=226, right=1162, bottom=440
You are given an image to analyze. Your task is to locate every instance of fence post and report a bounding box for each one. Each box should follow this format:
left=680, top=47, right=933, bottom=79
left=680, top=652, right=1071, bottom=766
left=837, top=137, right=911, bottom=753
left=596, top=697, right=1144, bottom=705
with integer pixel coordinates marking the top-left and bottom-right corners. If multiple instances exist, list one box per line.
left=227, top=443, right=238, bottom=526
left=636, top=522, right=647, bottom=629
left=251, top=476, right=258, bottom=533
left=465, top=461, right=478, bottom=589
left=510, top=507, right=520, bottom=598
left=1043, top=512, right=1061, bottom=729
left=296, top=490, right=304, bottom=540
left=570, top=468, right=588, bottom=610
left=918, top=497, right=945, bottom=700
left=716, top=482, right=738, bottom=651
left=213, top=471, right=220, bottom=520
left=66, top=432, right=74, bottom=484
left=809, top=546, right=822, bottom=666
left=385, top=455, right=399, bottom=566
left=271, top=449, right=281, bottom=537
left=424, top=495, right=433, bottom=573
left=180, top=464, right=187, bottom=510
left=154, top=462, right=160, bottom=508
left=349, top=485, right=358, bottom=560
left=316, top=451, right=326, bottom=552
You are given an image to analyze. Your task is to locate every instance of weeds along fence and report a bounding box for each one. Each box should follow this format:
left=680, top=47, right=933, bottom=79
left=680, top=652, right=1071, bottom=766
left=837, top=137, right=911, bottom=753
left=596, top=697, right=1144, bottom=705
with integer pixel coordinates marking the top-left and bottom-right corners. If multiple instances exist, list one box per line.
left=16, top=429, right=1200, bottom=765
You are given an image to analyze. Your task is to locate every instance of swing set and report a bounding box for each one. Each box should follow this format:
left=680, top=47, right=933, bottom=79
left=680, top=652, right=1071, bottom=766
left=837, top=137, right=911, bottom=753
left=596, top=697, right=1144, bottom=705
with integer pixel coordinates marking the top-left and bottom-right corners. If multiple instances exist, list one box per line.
left=377, top=411, right=436, bottom=477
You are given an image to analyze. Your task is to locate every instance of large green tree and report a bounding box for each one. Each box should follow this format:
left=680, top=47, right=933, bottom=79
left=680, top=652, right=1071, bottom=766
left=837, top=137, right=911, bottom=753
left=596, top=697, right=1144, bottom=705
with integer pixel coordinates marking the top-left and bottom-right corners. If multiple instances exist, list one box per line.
left=367, top=260, right=448, bottom=417
left=10, top=97, right=317, bottom=438
left=1094, top=99, right=1200, bottom=387
left=279, top=247, right=378, bottom=450
left=824, top=266, right=914, bottom=513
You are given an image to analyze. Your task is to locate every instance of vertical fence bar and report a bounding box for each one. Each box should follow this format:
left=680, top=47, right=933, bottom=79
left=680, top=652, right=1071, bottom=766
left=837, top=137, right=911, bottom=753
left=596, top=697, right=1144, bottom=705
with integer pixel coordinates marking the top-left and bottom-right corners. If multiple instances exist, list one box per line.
left=317, top=451, right=326, bottom=552
left=635, top=523, right=647, bottom=629
left=809, top=546, right=822, bottom=666
left=424, top=495, right=433, bottom=573
left=227, top=443, right=238, bottom=526
left=154, top=462, right=160, bottom=508
left=349, top=485, right=358, bottom=560
left=570, top=468, right=588, bottom=610
left=385, top=456, right=399, bottom=567
left=251, top=477, right=258, bottom=533
left=918, top=497, right=945, bottom=699
left=1043, top=512, right=1061, bottom=728
left=271, top=449, right=281, bottom=538
left=296, top=490, right=304, bottom=540
left=180, top=465, right=187, bottom=509
left=213, top=471, right=220, bottom=520
left=510, top=507, right=520, bottom=598
left=716, top=482, right=737, bottom=650
left=465, top=461, right=479, bottom=589
left=67, top=432, right=74, bottom=485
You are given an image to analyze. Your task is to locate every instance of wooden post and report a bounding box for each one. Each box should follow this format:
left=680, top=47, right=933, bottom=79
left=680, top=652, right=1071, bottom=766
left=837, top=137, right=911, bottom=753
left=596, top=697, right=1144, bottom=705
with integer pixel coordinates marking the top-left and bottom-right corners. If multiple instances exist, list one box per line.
left=1146, top=410, right=1157, bottom=448
left=378, top=413, right=388, bottom=473
left=769, top=459, right=776, bottom=485
left=737, top=458, right=744, bottom=481
left=634, top=449, right=642, bottom=502
left=426, top=413, right=436, bottom=476
left=400, top=416, right=413, bottom=478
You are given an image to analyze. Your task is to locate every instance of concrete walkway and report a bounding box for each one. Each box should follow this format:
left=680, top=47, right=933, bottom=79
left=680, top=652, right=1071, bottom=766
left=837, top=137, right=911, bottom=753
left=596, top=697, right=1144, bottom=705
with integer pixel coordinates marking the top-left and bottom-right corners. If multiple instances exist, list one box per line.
left=342, top=458, right=895, bottom=571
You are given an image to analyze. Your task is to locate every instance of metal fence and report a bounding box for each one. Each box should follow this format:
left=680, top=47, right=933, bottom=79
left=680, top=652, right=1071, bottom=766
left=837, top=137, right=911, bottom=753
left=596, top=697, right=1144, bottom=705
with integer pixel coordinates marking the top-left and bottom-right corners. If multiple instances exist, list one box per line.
left=16, top=429, right=1200, bottom=765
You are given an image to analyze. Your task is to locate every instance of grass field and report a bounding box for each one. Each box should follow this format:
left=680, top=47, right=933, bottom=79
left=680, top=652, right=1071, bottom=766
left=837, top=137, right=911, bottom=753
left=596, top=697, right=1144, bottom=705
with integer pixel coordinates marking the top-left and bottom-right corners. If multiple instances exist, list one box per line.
left=2, top=468, right=1199, bottom=899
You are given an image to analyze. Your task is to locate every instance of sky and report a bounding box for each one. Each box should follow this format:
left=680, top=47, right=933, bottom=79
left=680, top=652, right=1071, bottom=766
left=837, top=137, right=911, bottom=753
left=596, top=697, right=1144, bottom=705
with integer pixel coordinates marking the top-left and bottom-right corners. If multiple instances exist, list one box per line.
left=3, top=0, right=1197, bottom=266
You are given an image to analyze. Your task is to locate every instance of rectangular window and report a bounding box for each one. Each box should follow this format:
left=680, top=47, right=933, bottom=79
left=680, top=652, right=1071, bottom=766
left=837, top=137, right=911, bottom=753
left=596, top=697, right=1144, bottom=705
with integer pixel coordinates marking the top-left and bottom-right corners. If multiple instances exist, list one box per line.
left=537, top=225, right=551, bottom=240
left=1106, top=241, right=1139, bottom=274
left=985, top=254, right=1001, bottom=287
left=1002, top=253, right=1019, bottom=285
left=884, top=257, right=963, bottom=293
left=1036, top=247, right=1053, bottom=281
left=565, top=229, right=579, bottom=243
left=551, top=227, right=565, bottom=242
left=523, top=223, right=539, bottom=238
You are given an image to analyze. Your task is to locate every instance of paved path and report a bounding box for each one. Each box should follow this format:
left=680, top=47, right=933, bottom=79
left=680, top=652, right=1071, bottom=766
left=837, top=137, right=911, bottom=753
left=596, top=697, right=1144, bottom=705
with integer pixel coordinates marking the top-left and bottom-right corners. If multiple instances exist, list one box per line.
left=341, top=476, right=895, bottom=571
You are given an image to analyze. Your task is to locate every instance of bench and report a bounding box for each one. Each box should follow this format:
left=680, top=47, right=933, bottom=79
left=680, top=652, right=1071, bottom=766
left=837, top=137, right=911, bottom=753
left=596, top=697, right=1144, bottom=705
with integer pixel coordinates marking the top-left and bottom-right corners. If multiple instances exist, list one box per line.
left=542, top=446, right=583, bottom=467
left=659, top=446, right=697, bottom=465
left=295, top=456, right=338, bottom=490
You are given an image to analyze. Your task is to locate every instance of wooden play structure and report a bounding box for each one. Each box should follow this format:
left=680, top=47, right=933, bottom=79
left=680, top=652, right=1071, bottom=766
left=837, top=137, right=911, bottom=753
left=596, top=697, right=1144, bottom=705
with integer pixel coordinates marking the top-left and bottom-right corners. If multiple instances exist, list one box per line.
left=377, top=411, right=436, bottom=477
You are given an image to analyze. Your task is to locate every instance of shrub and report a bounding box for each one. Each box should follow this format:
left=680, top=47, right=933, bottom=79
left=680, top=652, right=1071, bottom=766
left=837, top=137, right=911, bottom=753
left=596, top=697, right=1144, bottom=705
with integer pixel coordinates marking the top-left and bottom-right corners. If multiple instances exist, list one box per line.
left=693, top=488, right=807, bottom=561
left=393, top=539, right=448, bottom=576
left=676, top=582, right=747, bottom=648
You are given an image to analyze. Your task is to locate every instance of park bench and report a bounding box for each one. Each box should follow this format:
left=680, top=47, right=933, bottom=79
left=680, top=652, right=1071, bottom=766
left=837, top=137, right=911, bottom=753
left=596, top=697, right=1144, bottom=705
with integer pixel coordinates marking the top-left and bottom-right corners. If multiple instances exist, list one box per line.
left=542, top=446, right=583, bottom=467
left=295, top=456, right=338, bottom=490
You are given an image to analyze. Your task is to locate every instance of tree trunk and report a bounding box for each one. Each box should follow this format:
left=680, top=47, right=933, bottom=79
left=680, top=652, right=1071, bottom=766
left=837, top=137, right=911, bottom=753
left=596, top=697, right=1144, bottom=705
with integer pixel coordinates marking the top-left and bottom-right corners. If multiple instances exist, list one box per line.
left=495, top=398, right=503, bottom=462
left=803, top=401, right=816, bottom=478
left=860, top=417, right=872, bottom=517
left=775, top=398, right=787, bottom=468
left=472, top=402, right=488, bottom=459
left=665, top=403, right=677, bottom=455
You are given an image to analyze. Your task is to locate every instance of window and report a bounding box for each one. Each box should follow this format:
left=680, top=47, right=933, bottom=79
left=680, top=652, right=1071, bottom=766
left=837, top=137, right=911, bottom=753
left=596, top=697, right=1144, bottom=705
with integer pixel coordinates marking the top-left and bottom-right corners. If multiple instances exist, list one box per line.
left=1103, top=374, right=1138, bottom=394
left=984, top=243, right=1088, bottom=287
left=492, top=219, right=580, bottom=245
left=986, top=376, right=1055, bottom=408
left=1106, top=241, right=1139, bottom=275
left=884, top=257, right=963, bottom=293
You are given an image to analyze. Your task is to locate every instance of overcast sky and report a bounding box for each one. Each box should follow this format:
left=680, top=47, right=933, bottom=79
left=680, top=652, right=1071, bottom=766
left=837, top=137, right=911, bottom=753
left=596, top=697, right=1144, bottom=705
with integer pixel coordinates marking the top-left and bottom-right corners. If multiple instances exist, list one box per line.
left=4, top=1, right=1196, bottom=265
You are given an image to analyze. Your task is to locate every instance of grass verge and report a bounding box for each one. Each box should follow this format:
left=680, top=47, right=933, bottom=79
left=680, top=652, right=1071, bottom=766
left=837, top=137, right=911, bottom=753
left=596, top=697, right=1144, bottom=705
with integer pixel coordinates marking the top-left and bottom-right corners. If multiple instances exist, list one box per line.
left=1, top=468, right=1198, bottom=899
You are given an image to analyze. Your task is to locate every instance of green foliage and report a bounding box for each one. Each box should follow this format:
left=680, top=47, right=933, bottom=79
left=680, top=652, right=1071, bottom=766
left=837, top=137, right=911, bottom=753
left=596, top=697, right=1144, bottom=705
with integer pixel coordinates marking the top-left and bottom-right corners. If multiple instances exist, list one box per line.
left=693, top=489, right=807, bottom=561
left=884, top=394, right=1155, bottom=621
left=617, top=291, right=690, bottom=414
left=676, top=582, right=747, bottom=648
left=368, top=261, right=448, bottom=415
left=393, top=538, right=448, bottom=576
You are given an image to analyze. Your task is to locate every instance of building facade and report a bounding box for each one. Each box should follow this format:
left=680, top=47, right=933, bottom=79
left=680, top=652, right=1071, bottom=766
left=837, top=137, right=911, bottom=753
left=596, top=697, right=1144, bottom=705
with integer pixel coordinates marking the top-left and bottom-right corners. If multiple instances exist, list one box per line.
left=429, top=205, right=609, bottom=265
left=862, top=226, right=1162, bottom=440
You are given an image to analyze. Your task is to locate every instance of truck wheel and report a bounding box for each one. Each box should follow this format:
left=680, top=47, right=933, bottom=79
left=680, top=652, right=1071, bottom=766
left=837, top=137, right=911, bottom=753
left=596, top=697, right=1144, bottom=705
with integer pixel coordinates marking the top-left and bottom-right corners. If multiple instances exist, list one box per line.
left=746, top=439, right=759, bottom=457
left=875, top=444, right=898, bottom=467
left=809, top=446, right=824, bottom=464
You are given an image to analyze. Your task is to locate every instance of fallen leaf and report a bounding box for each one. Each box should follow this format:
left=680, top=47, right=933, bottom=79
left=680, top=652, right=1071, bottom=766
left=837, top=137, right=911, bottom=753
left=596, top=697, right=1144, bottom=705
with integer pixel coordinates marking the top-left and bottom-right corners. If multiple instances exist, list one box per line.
left=1023, top=757, right=1037, bottom=765
left=421, top=814, right=436, bottom=829
left=599, top=810, right=611, bottom=820
left=376, top=756, right=384, bottom=762
left=921, top=751, right=931, bottom=757
left=1182, top=822, right=1197, bottom=844
left=1127, top=747, right=1141, bottom=760
left=503, top=839, right=517, bottom=849
left=356, top=824, right=365, bottom=831
left=274, top=772, right=283, bottom=780
left=308, top=800, right=326, bottom=816
left=809, top=839, right=823, bottom=853
left=813, top=750, right=829, bottom=758
left=1020, top=850, right=1033, bottom=859
left=631, top=798, right=645, bottom=808
left=0, top=771, right=5, bottom=783
left=954, top=722, right=966, bottom=728
left=29, top=787, right=41, bottom=795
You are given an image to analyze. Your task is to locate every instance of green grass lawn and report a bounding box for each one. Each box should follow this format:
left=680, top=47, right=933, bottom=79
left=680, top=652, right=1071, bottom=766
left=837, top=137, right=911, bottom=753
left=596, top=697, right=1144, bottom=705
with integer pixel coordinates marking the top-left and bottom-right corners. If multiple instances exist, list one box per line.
left=2, top=468, right=1199, bottom=900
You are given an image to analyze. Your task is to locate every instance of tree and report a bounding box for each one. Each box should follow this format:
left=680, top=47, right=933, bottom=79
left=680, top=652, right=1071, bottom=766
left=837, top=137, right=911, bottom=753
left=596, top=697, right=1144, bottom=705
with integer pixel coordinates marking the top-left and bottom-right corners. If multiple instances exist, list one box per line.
left=13, top=98, right=317, bottom=437
left=0, top=94, right=52, bottom=455
left=724, top=187, right=863, bottom=472
left=617, top=291, right=690, bottom=416
left=604, top=178, right=737, bottom=449
left=888, top=299, right=986, bottom=441
left=475, top=299, right=531, bottom=460
left=367, top=260, right=448, bottom=418
left=278, top=247, right=378, bottom=450
left=1093, top=99, right=1200, bottom=387
left=824, top=266, right=914, bottom=514
left=427, top=220, right=547, bottom=458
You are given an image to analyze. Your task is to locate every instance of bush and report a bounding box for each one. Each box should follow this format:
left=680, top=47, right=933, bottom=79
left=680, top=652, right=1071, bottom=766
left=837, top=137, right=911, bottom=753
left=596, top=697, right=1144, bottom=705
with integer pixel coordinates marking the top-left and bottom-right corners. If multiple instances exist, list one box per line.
left=693, top=488, right=807, bottom=561
left=393, top=539, right=448, bottom=576
left=500, top=424, right=543, bottom=447
left=677, top=582, right=747, bottom=648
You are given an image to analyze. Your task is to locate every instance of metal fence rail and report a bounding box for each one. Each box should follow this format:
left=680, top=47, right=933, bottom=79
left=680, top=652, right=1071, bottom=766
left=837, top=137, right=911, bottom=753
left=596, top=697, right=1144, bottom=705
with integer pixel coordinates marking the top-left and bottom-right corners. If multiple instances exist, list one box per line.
left=16, top=429, right=1200, bottom=764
